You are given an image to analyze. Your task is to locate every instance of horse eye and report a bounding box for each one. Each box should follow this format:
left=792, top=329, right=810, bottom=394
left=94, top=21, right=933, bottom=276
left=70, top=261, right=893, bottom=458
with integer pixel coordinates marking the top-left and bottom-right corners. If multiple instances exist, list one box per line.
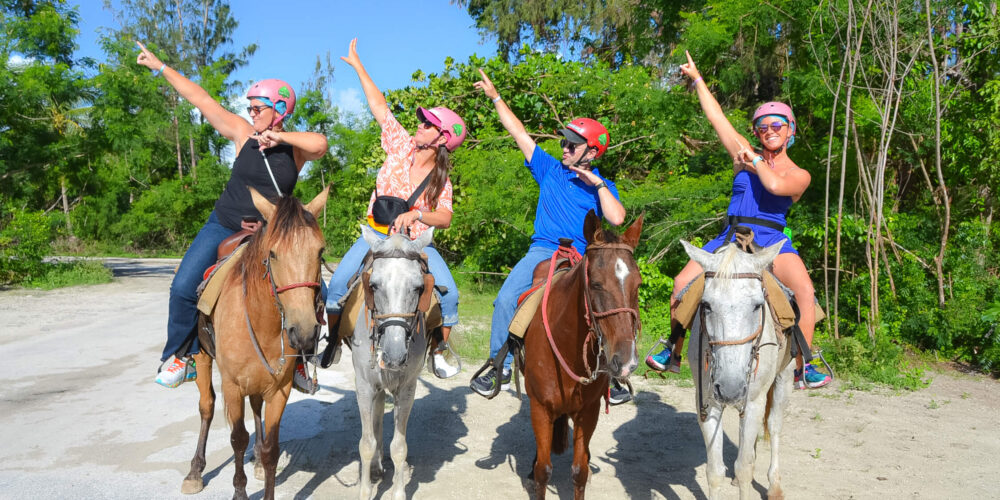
left=591, top=282, right=603, bottom=290
left=269, top=250, right=277, bottom=260
left=701, top=302, right=712, bottom=312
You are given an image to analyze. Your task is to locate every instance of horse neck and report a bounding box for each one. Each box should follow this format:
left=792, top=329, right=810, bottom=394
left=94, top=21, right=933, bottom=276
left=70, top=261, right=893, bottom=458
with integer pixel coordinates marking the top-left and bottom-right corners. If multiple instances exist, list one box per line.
left=237, top=236, right=281, bottom=325
left=547, top=261, right=595, bottom=359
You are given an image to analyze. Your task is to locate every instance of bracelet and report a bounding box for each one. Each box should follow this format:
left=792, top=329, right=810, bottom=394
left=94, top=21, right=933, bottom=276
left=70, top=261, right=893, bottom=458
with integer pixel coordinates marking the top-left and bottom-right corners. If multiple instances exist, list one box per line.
left=416, top=209, right=423, bottom=221
left=152, top=63, right=166, bottom=76
left=492, top=95, right=502, bottom=103
left=693, top=76, right=703, bottom=85
left=594, top=181, right=607, bottom=191
left=752, top=155, right=763, bottom=167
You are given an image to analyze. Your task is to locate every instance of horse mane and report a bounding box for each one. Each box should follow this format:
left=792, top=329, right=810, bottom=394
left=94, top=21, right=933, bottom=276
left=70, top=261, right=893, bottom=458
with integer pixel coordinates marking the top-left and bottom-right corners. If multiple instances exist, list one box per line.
left=241, top=195, right=319, bottom=280
left=710, top=244, right=743, bottom=288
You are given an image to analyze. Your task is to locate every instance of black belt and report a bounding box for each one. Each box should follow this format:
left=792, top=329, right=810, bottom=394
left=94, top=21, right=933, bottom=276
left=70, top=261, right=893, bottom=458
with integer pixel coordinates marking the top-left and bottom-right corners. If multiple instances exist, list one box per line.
left=725, top=216, right=785, bottom=243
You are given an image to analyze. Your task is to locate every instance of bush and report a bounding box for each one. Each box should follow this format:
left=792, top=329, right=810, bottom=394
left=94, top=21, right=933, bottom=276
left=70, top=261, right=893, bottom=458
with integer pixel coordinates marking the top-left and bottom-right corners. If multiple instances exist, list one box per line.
left=0, top=206, right=52, bottom=284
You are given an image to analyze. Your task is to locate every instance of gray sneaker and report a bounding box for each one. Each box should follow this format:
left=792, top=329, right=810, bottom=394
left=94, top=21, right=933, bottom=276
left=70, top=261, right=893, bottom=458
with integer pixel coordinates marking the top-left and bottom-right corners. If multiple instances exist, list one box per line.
left=470, top=367, right=511, bottom=397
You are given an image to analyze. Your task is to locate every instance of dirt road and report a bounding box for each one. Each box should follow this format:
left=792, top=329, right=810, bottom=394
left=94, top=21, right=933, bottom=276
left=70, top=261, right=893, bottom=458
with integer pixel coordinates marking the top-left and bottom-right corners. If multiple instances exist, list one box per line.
left=0, top=258, right=996, bottom=499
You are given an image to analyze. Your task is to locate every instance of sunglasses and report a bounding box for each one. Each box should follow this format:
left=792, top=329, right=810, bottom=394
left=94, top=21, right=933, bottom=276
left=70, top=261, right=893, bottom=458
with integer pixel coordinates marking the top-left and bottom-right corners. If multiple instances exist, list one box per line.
left=418, top=117, right=440, bottom=131
left=755, top=122, right=787, bottom=133
left=560, top=139, right=585, bottom=152
left=246, top=104, right=272, bottom=115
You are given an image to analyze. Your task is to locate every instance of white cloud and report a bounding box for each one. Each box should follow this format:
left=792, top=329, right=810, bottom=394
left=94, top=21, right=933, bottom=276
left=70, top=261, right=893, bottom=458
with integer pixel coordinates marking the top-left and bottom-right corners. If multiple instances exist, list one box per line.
left=334, top=88, right=367, bottom=117
left=7, top=54, right=35, bottom=68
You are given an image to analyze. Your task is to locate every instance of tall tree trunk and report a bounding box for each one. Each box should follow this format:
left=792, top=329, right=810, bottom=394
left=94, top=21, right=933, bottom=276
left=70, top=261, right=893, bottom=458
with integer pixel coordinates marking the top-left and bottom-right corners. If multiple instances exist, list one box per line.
left=173, top=113, right=183, bottom=180
left=188, top=131, right=197, bottom=181
left=60, top=176, right=72, bottom=237
left=925, top=0, right=950, bottom=308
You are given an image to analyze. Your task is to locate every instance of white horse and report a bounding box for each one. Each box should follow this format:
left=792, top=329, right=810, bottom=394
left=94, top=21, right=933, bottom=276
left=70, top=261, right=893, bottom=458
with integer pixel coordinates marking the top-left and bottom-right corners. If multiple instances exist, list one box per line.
left=352, top=225, right=437, bottom=500
left=681, top=240, right=794, bottom=500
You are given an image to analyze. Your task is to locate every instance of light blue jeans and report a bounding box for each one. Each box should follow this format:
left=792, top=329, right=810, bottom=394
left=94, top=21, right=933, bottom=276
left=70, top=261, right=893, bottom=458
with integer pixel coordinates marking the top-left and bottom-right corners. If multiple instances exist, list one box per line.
left=489, top=245, right=555, bottom=369
left=325, top=232, right=459, bottom=326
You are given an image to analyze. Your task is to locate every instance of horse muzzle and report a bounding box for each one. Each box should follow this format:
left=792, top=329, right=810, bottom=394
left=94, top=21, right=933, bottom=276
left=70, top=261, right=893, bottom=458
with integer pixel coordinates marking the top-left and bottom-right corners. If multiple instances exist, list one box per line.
left=712, top=376, right=748, bottom=405
left=287, top=321, right=320, bottom=355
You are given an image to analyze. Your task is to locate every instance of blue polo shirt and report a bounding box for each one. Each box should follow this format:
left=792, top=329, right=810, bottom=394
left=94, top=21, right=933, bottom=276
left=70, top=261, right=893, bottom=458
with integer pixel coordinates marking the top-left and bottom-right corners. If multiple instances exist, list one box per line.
left=526, top=145, right=620, bottom=254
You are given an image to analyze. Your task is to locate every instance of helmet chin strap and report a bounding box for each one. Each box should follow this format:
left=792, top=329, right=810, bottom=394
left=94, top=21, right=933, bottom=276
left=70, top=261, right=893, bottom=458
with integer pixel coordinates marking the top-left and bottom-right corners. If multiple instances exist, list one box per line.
left=416, top=130, right=444, bottom=151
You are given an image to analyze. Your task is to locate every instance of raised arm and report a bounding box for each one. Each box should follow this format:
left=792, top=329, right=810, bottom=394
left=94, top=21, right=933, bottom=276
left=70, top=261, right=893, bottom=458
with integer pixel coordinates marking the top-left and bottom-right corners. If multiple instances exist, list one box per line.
left=136, top=41, right=252, bottom=144
left=474, top=69, right=538, bottom=161
left=680, top=51, right=753, bottom=164
left=341, top=38, right=390, bottom=127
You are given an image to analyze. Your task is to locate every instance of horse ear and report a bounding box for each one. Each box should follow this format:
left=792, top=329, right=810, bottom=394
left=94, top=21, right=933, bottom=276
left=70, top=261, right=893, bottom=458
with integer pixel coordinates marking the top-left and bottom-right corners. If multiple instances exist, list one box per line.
left=249, top=187, right=275, bottom=222
left=622, top=212, right=644, bottom=249
left=362, top=271, right=375, bottom=307
left=584, top=209, right=601, bottom=245
left=412, top=227, right=434, bottom=250
left=681, top=239, right=715, bottom=270
left=417, top=273, right=435, bottom=312
left=304, top=184, right=331, bottom=219
left=750, top=240, right=784, bottom=272
left=361, top=224, right=382, bottom=248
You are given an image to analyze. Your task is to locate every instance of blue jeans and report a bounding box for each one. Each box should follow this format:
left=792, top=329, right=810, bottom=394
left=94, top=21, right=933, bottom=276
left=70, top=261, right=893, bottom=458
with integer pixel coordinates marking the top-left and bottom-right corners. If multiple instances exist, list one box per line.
left=325, top=233, right=459, bottom=326
left=489, top=245, right=555, bottom=369
left=162, top=212, right=236, bottom=361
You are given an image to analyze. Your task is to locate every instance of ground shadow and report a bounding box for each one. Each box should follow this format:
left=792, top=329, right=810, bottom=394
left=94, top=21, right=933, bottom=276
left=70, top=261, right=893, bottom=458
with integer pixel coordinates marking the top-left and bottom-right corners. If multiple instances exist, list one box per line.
left=106, top=259, right=177, bottom=278
left=473, top=393, right=536, bottom=492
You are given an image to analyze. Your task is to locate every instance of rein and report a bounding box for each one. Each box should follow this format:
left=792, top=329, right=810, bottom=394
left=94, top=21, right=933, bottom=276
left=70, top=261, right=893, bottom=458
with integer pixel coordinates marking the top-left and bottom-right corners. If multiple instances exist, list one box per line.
left=696, top=270, right=777, bottom=422
left=540, top=242, right=640, bottom=385
left=242, top=251, right=322, bottom=376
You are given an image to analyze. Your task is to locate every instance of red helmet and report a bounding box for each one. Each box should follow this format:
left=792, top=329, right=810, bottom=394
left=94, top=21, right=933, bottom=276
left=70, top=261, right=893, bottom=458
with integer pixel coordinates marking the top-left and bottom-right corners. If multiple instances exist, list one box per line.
left=560, top=118, right=610, bottom=158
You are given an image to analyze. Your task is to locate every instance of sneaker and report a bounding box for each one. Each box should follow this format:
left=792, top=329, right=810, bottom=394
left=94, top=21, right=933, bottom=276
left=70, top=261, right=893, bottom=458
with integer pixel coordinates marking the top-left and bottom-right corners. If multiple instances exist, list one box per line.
left=646, top=348, right=681, bottom=373
left=470, top=367, right=511, bottom=397
left=431, top=342, right=461, bottom=379
left=608, top=380, right=632, bottom=405
left=803, top=363, right=831, bottom=389
left=793, top=368, right=807, bottom=390
left=155, top=357, right=196, bottom=388
left=293, top=362, right=318, bottom=395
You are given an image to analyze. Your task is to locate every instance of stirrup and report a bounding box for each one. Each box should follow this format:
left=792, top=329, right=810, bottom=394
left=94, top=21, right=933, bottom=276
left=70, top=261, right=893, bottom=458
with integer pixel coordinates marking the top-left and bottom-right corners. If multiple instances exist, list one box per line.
left=319, top=334, right=341, bottom=368
left=430, top=341, right=462, bottom=379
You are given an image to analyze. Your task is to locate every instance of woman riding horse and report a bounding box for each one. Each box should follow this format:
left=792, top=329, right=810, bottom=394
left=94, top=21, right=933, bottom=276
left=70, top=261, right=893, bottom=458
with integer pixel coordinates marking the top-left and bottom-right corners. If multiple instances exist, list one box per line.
left=323, top=39, right=465, bottom=378
left=646, top=51, right=829, bottom=389
left=136, top=42, right=329, bottom=392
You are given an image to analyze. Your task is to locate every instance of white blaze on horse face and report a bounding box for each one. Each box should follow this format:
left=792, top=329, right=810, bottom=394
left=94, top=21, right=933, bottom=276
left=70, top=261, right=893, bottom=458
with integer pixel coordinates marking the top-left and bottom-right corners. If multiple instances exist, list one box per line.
left=614, top=257, right=629, bottom=297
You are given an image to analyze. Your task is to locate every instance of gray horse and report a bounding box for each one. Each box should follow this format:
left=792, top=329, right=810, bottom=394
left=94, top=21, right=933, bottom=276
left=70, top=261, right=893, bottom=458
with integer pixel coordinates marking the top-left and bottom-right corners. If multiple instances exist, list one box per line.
left=681, top=240, right=794, bottom=500
left=352, top=225, right=436, bottom=500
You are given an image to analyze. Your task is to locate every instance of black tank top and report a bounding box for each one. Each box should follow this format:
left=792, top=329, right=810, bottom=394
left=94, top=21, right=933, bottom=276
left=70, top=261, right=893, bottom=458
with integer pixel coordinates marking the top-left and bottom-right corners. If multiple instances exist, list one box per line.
left=214, top=138, right=297, bottom=231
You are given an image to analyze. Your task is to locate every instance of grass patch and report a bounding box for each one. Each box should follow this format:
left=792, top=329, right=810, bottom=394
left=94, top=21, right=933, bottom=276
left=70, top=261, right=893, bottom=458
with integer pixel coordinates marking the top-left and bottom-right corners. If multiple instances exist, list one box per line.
left=24, top=260, right=113, bottom=289
left=449, top=269, right=501, bottom=363
left=50, top=237, right=183, bottom=258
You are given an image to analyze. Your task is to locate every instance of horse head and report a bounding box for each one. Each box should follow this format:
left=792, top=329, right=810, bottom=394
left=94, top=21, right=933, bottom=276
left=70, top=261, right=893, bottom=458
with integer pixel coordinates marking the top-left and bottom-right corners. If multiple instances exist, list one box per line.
left=248, top=185, right=329, bottom=354
left=681, top=239, right=782, bottom=405
left=582, top=210, right=644, bottom=378
left=361, top=225, right=435, bottom=371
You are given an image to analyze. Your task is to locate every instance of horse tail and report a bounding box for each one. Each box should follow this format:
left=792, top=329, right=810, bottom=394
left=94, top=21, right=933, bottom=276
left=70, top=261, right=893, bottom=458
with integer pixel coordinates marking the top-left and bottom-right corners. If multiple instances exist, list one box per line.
left=763, top=383, right=775, bottom=442
left=551, top=415, right=570, bottom=455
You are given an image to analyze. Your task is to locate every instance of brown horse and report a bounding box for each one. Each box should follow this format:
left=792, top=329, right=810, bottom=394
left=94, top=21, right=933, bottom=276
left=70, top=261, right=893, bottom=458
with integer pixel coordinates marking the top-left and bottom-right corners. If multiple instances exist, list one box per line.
left=522, top=210, right=643, bottom=499
left=181, top=186, right=328, bottom=500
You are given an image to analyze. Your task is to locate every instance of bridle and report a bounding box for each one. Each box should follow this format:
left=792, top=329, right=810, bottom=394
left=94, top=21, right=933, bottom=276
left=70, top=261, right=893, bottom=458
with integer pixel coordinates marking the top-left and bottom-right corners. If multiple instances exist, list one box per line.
left=361, top=250, right=434, bottom=369
left=241, top=248, right=322, bottom=376
left=542, top=242, right=641, bottom=385
left=695, top=271, right=778, bottom=422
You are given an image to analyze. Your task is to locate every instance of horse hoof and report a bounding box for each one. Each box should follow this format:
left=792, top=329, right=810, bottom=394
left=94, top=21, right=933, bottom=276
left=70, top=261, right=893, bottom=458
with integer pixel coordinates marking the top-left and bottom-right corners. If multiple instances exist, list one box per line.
left=180, top=478, right=204, bottom=494
left=768, top=487, right=785, bottom=500
left=254, top=463, right=265, bottom=481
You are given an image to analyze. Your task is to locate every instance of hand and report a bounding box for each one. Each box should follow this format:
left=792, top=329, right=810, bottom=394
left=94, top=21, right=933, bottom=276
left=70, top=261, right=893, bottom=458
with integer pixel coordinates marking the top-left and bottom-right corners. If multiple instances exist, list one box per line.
left=473, top=69, right=499, bottom=100
left=390, top=210, right=422, bottom=234
left=135, top=41, right=164, bottom=71
left=568, top=165, right=601, bottom=186
left=679, top=50, right=701, bottom=82
left=254, top=130, right=283, bottom=150
left=340, top=38, right=362, bottom=70
left=241, top=220, right=262, bottom=232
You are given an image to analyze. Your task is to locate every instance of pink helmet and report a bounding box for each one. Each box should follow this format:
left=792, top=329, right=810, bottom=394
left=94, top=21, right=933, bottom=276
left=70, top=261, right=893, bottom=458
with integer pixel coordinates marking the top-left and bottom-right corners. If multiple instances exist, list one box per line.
left=752, top=101, right=796, bottom=147
left=246, top=79, right=296, bottom=127
left=416, top=106, right=467, bottom=152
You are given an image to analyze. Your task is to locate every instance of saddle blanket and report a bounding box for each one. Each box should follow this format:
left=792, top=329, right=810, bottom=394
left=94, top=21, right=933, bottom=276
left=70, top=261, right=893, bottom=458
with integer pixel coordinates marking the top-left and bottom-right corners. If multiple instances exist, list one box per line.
left=196, top=243, right=248, bottom=316
left=673, top=270, right=824, bottom=330
left=507, top=268, right=570, bottom=339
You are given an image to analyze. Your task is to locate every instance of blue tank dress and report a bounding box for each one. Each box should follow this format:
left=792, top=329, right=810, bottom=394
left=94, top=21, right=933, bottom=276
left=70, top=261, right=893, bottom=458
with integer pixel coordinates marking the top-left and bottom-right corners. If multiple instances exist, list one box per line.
left=703, top=170, right=798, bottom=255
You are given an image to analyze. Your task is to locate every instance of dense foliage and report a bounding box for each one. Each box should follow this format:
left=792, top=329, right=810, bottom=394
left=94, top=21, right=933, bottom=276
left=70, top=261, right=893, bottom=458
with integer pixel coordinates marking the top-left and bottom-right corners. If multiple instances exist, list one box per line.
left=2, top=0, right=998, bottom=375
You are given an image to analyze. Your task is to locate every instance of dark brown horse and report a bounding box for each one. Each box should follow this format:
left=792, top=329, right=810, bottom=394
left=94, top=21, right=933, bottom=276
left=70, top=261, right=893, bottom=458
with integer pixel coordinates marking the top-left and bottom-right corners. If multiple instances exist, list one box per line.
left=181, top=186, right=328, bottom=500
left=522, top=210, right=643, bottom=499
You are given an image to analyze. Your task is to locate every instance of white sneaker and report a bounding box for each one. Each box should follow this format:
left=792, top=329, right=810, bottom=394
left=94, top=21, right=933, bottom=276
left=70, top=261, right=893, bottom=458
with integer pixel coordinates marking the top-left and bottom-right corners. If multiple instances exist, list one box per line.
left=431, top=342, right=461, bottom=379
left=155, top=357, right=196, bottom=388
left=293, top=362, right=318, bottom=395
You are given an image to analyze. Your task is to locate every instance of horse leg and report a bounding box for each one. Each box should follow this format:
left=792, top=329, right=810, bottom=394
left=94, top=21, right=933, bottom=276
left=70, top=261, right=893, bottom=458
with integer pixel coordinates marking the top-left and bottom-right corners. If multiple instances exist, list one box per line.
left=766, top=365, right=794, bottom=499
left=182, top=352, right=214, bottom=494
left=698, top=405, right=726, bottom=500
left=225, top=390, right=250, bottom=500
left=735, top=394, right=768, bottom=500
left=356, top=385, right=379, bottom=500
left=259, top=389, right=291, bottom=500
left=571, top=402, right=601, bottom=500
left=388, top=383, right=417, bottom=500
left=250, top=394, right=265, bottom=481
left=529, top=406, right=554, bottom=500
left=371, top=389, right=386, bottom=481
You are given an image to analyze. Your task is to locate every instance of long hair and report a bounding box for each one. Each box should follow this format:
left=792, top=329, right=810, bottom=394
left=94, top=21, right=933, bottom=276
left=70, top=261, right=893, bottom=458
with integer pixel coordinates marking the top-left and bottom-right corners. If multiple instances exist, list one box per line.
left=422, top=145, right=451, bottom=210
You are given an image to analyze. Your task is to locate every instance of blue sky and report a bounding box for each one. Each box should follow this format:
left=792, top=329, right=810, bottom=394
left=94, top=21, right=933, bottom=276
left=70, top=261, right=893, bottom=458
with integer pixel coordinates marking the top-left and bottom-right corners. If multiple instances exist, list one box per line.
left=71, top=0, right=498, bottom=116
